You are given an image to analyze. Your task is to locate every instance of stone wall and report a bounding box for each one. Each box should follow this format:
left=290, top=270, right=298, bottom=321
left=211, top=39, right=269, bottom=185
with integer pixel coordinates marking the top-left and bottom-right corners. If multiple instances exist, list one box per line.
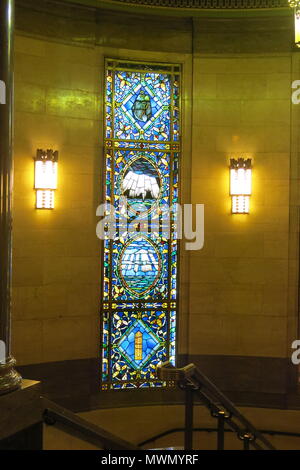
left=11, top=0, right=300, bottom=402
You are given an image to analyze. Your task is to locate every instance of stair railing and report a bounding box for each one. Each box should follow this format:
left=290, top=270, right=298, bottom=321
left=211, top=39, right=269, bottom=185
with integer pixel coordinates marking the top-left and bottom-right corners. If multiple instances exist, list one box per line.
left=42, top=398, right=139, bottom=451
left=157, top=361, right=276, bottom=451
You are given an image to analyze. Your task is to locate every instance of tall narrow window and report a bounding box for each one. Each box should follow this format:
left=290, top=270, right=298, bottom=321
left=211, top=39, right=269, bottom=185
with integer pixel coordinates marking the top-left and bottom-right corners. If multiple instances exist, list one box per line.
left=102, top=59, right=181, bottom=390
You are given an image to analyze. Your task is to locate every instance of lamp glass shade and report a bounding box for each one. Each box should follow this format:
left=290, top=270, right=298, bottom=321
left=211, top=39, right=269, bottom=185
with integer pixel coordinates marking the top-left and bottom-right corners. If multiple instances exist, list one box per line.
left=232, top=195, right=250, bottom=214
left=230, top=168, right=252, bottom=196
left=34, top=160, right=58, bottom=190
left=36, top=189, right=55, bottom=210
left=296, top=9, right=300, bottom=46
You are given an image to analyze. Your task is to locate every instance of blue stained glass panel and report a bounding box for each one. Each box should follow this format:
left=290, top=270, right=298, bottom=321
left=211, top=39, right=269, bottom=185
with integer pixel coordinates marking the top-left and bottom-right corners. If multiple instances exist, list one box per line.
left=114, top=72, right=171, bottom=142
left=118, top=237, right=162, bottom=297
left=102, top=60, right=180, bottom=390
left=111, top=234, right=169, bottom=301
left=110, top=309, right=168, bottom=384
left=117, top=319, right=162, bottom=369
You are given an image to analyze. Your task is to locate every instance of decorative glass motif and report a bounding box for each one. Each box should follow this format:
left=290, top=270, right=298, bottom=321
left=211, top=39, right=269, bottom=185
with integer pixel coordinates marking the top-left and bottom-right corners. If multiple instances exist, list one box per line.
left=121, top=157, right=161, bottom=214
left=102, top=59, right=181, bottom=389
left=132, top=90, right=152, bottom=122
left=117, top=319, right=162, bottom=370
left=113, top=70, right=172, bottom=142
left=118, top=236, right=162, bottom=297
left=114, top=149, right=170, bottom=219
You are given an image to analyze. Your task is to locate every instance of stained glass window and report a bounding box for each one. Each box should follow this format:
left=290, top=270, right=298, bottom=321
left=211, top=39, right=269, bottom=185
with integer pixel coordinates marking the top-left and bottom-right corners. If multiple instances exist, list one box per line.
left=102, top=59, right=181, bottom=390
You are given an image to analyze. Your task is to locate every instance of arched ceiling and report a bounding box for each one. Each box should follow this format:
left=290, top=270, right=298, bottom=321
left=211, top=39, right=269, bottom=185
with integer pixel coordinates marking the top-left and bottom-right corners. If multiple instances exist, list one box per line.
left=101, top=0, right=288, bottom=8
left=46, top=0, right=292, bottom=18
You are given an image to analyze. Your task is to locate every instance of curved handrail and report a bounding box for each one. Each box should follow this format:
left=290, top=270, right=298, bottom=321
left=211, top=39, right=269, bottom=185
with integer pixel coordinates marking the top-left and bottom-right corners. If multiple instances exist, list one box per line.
left=42, top=398, right=139, bottom=451
left=139, top=426, right=300, bottom=448
left=157, top=362, right=276, bottom=450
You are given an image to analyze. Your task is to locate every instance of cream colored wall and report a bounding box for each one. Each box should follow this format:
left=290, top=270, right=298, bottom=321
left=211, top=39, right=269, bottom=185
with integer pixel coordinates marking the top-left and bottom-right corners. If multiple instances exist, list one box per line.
left=11, top=35, right=192, bottom=365
left=43, top=404, right=300, bottom=450
left=11, top=15, right=299, bottom=368
left=12, top=37, right=101, bottom=364
left=189, top=53, right=293, bottom=358
left=78, top=404, right=300, bottom=450
left=44, top=425, right=99, bottom=450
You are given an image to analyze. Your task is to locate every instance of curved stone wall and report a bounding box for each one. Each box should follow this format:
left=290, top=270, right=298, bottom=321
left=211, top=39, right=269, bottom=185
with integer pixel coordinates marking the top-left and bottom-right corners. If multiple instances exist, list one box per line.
left=12, top=0, right=300, bottom=409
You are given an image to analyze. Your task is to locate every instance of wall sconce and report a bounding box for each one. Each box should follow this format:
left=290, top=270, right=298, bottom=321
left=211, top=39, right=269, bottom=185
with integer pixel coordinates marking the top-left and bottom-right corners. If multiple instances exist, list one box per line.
left=230, top=158, right=252, bottom=214
left=289, top=1, right=300, bottom=47
left=34, top=149, right=58, bottom=209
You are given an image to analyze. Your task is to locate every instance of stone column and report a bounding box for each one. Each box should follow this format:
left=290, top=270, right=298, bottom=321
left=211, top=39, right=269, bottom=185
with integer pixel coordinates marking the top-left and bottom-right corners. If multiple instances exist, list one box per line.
left=0, top=0, right=22, bottom=394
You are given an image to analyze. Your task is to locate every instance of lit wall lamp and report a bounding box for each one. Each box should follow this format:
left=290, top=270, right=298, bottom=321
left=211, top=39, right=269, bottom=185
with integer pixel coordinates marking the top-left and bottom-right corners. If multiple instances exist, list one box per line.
left=289, top=1, right=300, bottom=47
left=229, top=158, right=252, bottom=214
left=34, top=149, right=58, bottom=209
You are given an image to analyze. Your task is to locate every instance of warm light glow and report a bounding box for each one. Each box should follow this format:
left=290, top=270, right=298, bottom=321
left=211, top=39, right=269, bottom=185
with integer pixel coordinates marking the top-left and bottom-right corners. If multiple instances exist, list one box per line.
left=295, top=8, right=300, bottom=46
left=230, top=168, right=252, bottom=196
left=34, top=161, right=58, bottom=190
left=34, top=149, right=58, bottom=209
left=230, top=158, right=252, bottom=214
left=289, top=1, right=300, bottom=46
left=36, top=190, right=55, bottom=210
left=232, top=195, right=250, bottom=214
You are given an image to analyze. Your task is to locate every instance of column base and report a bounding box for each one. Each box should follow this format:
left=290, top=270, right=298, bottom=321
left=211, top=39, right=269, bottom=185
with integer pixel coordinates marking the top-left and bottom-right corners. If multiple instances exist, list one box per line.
left=0, top=357, right=22, bottom=395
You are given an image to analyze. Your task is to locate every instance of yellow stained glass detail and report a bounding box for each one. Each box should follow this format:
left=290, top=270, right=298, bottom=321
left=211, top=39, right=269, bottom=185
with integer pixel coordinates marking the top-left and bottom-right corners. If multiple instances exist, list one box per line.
left=135, top=331, right=143, bottom=361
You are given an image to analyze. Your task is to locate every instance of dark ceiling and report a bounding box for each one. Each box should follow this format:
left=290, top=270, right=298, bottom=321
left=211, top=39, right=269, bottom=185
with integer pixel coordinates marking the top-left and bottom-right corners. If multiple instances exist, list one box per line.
left=107, top=0, right=288, bottom=8
left=56, top=0, right=290, bottom=11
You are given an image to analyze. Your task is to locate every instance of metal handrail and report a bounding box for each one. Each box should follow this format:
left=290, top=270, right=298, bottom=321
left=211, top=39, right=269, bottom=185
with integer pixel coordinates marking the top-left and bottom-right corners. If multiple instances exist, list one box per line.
left=139, top=427, right=299, bottom=448
left=42, top=398, right=139, bottom=451
left=157, top=362, right=276, bottom=450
